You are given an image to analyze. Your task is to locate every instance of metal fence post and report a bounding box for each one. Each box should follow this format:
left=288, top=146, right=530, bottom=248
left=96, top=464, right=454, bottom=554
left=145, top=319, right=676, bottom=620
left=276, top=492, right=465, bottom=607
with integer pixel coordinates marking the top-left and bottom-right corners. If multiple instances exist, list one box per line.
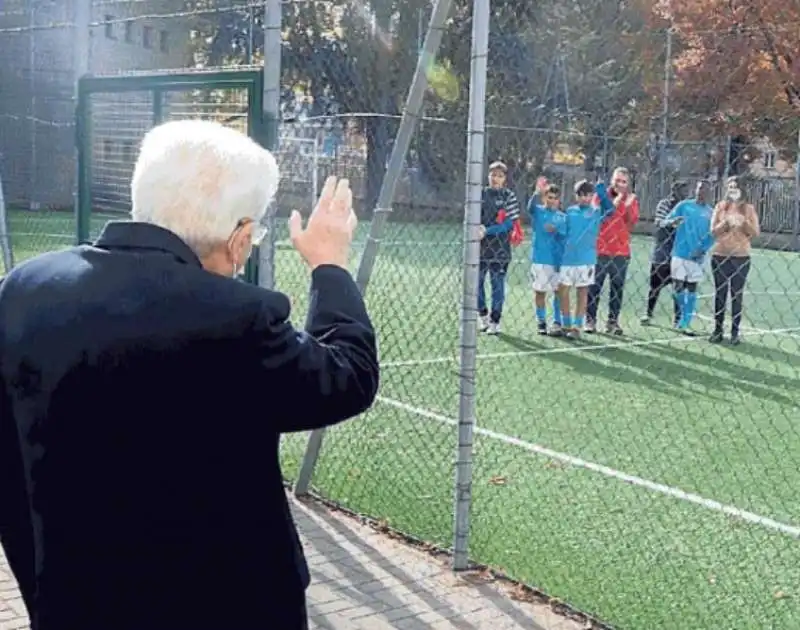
left=659, top=25, right=672, bottom=200
left=73, top=0, right=91, bottom=244
left=793, top=131, right=800, bottom=251
left=293, top=0, right=457, bottom=497
left=453, top=0, right=490, bottom=571
left=0, top=170, right=13, bottom=273
left=258, top=0, right=282, bottom=290
left=722, top=135, right=732, bottom=181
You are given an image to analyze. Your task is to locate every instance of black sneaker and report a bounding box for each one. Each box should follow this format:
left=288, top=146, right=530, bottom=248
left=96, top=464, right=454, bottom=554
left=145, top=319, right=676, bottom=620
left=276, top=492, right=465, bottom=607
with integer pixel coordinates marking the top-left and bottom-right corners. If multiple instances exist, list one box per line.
left=606, top=321, right=624, bottom=336
left=729, top=334, right=741, bottom=346
left=537, top=321, right=548, bottom=335
left=709, top=330, right=723, bottom=344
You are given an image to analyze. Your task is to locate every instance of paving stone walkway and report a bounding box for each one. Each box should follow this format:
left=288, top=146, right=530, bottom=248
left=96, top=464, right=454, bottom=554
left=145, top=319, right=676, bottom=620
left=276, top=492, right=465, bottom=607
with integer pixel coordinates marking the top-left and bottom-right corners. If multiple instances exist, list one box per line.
left=1, top=492, right=584, bottom=629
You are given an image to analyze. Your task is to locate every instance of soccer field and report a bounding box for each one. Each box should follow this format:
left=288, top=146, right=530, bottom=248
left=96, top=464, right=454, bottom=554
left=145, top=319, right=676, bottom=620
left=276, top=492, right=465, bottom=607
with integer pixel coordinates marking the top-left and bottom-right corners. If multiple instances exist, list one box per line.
left=5, top=209, right=800, bottom=628
left=275, top=223, right=800, bottom=629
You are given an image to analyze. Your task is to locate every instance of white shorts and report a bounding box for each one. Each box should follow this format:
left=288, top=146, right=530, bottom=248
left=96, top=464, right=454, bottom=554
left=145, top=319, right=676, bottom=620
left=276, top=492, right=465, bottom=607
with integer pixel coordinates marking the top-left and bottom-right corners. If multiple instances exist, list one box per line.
left=560, top=265, right=595, bottom=287
left=530, top=264, right=560, bottom=292
left=671, top=256, right=704, bottom=283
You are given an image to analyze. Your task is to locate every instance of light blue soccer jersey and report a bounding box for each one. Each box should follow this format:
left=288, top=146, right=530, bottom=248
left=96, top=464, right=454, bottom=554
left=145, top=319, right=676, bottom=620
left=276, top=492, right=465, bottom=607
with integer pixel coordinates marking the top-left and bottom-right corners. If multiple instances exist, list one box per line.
left=560, top=184, right=615, bottom=267
left=664, top=199, right=714, bottom=261
left=529, top=198, right=566, bottom=267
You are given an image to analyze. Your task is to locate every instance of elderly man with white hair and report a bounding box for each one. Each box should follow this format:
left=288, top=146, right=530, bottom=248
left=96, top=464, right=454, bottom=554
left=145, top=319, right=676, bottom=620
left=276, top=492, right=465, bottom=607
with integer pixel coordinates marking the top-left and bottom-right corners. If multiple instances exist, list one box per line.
left=0, top=120, right=379, bottom=630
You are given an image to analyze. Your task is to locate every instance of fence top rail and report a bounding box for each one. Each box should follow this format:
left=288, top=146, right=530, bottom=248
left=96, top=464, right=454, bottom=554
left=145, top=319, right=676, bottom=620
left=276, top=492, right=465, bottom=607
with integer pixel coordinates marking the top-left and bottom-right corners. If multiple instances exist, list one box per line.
left=78, top=66, right=264, bottom=93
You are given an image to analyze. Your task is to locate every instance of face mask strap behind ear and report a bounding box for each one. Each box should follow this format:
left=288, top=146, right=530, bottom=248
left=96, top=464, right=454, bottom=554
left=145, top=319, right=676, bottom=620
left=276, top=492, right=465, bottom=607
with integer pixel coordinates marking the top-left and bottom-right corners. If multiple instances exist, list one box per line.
left=226, top=227, right=243, bottom=278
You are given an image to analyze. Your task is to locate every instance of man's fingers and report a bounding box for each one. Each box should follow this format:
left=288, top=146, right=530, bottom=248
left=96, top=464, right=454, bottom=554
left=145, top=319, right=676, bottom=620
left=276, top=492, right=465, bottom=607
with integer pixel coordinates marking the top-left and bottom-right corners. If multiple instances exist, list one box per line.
left=312, top=176, right=338, bottom=217
left=288, top=210, right=303, bottom=243
left=330, top=178, right=352, bottom=217
left=347, top=209, right=358, bottom=232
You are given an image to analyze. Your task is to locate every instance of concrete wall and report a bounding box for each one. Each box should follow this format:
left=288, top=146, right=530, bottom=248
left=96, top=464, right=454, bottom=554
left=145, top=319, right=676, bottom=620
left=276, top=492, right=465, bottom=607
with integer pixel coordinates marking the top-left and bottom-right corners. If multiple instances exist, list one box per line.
left=0, top=0, right=191, bottom=209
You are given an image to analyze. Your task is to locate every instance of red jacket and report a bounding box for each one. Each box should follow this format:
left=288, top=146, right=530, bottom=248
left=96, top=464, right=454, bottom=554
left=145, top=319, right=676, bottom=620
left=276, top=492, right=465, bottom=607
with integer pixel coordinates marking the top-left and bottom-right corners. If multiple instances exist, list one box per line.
left=593, top=192, right=640, bottom=257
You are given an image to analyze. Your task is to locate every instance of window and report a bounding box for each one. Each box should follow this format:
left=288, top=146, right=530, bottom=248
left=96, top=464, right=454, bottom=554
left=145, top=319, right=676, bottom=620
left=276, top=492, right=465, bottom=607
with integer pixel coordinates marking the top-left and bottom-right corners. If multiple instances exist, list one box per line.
left=104, top=15, right=115, bottom=39
left=124, top=20, right=134, bottom=43
left=142, top=25, right=153, bottom=49
left=102, top=139, right=114, bottom=159
left=159, top=30, right=169, bottom=53
left=763, top=152, right=776, bottom=169
left=122, top=140, right=136, bottom=164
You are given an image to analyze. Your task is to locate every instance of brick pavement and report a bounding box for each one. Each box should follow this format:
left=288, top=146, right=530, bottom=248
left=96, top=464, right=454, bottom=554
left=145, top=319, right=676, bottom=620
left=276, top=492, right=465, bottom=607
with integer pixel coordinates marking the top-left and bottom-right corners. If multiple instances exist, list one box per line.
left=1, top=492, right=585, bottom=629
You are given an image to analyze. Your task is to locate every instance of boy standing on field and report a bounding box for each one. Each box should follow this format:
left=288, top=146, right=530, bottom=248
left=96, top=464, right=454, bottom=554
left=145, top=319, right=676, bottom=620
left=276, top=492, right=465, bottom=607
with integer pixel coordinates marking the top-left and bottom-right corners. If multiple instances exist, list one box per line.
left=528, top=178, right=566, bottom=335
left=558, top=180, right=615, bottom=339
left=477, top=161, right=521, bottom=335
left=660, top=180, right=714, bottom=336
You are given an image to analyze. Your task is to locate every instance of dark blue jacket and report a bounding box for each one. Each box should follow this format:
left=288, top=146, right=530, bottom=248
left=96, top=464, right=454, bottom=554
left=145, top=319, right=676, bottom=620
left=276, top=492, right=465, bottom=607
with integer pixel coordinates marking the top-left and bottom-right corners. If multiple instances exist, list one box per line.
left=0, top=222, right=379, bottom=629
left=652, top=194, right=680, bottom=265
left=480, top=186, right=520, bottom=263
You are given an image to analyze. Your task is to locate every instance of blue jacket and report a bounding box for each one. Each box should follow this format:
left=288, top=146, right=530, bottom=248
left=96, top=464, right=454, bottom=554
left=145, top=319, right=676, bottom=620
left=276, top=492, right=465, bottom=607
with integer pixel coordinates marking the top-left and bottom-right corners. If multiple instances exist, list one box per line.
left=561, top=184, right=615, bottom=267
left=528, top=195, right=566, bottom=267
left=662, top=199, right=714, bottom=261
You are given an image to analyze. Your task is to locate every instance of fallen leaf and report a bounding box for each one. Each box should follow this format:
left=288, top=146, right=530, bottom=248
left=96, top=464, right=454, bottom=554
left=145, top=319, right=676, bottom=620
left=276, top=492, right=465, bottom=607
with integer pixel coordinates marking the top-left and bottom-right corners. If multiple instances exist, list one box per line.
left=488, top=475, right=507, bottom=485
left=774, top=590, right=789, bottom=600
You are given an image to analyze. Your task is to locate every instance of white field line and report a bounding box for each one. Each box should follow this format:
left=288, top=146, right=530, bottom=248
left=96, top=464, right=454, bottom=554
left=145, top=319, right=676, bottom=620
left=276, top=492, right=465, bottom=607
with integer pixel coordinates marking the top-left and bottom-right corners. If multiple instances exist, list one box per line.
left=376, top=396, right=800, bottom=538
left=694, top=313, right=800, bottom=339
left=384, top=289, right=800, bottom=368
left=383, top=333, right=705, bottom=368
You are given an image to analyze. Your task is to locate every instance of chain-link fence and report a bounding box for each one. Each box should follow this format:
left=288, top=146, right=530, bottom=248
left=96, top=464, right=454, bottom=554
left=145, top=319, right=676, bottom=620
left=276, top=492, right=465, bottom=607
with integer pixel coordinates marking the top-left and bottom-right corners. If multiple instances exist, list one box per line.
left=0, top=0, right=263, bottom=265
left=2, top=1, right=800, bottom=629
left=275, top=2, right=800, bottom=630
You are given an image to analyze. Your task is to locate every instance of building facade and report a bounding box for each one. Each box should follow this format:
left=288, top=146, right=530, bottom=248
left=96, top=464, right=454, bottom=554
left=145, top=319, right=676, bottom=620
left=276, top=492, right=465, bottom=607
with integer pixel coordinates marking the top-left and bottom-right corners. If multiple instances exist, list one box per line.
left=0, top=0, right=190, bottom=209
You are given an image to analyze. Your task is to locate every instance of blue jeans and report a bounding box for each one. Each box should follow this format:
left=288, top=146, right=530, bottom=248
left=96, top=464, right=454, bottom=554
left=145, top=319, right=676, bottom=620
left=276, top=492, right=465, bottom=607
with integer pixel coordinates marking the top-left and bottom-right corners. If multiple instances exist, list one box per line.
left=478, top=259, right=509, bottom=323
left=587, top=255, right=630, bottom=323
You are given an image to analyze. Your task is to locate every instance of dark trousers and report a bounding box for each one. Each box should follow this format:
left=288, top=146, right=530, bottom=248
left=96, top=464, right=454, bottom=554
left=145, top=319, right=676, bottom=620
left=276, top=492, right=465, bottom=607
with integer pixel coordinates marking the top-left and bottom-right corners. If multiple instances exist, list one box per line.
left=587, top=255, right=630, bottom=323
left=646, top=262, right=678, bottom=323
left=272, top=592, right=309, bottom=629
left=711, top=255, right=751, bottom=336
left=478, top=259, right=509, bottom=323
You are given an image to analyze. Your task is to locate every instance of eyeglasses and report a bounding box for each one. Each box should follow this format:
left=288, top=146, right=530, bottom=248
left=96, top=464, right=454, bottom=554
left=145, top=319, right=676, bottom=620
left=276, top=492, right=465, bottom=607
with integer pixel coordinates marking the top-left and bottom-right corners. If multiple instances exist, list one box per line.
left=234, top=218, right=268, bottom=246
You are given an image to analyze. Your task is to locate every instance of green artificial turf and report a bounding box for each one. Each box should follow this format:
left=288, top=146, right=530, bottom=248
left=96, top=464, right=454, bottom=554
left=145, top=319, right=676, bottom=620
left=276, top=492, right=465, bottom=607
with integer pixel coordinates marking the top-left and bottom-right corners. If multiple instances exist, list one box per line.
left=6, top=209, right=800, bottom=629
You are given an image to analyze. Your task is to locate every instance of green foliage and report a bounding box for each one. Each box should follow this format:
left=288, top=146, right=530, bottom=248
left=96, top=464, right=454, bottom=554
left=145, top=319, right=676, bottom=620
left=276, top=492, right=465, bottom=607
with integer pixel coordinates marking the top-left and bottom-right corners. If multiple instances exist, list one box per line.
left=183, top=0, right=653, bottom=199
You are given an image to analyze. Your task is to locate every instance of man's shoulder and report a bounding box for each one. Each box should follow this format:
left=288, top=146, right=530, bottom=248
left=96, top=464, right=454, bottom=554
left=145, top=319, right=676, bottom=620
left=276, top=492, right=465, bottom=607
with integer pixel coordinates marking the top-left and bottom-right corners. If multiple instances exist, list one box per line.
left=1, top=245, right=289, bottom=325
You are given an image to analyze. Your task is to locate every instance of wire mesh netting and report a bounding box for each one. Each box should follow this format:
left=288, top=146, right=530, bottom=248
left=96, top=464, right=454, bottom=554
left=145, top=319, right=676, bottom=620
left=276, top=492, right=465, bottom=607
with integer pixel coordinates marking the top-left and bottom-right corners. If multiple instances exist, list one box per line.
left=1, top=1, right=800, bottom=629
left=0, top=1, right=77, bottom=262
left=85, top=83, right=253, bottom=240
left=274, top=2, right=800, bottom=629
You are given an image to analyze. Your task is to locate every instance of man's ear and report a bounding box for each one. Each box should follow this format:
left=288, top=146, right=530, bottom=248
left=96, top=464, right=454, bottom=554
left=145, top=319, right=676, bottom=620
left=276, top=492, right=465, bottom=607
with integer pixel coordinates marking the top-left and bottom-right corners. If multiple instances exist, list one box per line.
left=229, top=222, right=254, bottom=268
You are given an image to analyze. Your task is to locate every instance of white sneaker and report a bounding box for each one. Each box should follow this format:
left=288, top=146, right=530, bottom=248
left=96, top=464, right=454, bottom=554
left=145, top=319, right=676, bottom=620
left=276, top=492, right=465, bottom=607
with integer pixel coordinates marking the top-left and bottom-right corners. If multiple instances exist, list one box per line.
left=487, top=322, right=501, bottom=335
left=479, top=315, right=489, bottom=332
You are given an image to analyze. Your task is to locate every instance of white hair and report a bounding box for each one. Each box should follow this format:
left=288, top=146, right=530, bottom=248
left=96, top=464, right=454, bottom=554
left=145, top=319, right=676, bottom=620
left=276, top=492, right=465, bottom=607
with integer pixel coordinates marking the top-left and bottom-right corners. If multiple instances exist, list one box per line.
left=131, top=119, right=279, bottom=255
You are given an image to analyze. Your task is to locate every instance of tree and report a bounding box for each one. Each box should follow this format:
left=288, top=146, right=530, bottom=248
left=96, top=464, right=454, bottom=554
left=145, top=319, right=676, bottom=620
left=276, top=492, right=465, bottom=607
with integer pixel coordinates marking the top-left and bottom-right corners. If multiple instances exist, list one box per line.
left=182, top=0, right=655, bottom=210
left=661, top=0, right=800, bottom=150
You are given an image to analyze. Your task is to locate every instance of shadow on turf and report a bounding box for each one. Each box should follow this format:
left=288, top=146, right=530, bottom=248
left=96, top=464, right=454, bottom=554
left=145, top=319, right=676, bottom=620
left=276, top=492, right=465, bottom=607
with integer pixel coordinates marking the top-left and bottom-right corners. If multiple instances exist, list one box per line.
left=645, top=342, right=798, bottom=406
left=495, top=332, right=727, bottom=403
left=729, top=336, right=800, bottom=363
left=511, top=324, right=800, bottom=407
